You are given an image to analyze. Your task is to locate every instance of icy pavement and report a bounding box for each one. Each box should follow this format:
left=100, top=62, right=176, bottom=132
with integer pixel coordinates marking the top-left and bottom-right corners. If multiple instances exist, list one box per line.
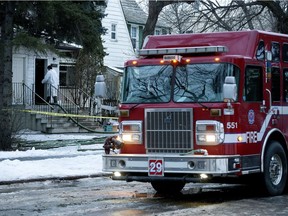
left=0, top=129, right=112, bottom=183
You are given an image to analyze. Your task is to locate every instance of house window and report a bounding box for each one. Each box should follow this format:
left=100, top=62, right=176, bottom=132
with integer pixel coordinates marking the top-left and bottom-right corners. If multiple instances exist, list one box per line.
left=155, top=29, right=161, bottom=35
left=60, top=66, right=68, bottom=86
left=111, top=24, right=117, bottom=40
left=162, top=28, right=168, bottom=35
left=131, top=26, right=138, bottom=49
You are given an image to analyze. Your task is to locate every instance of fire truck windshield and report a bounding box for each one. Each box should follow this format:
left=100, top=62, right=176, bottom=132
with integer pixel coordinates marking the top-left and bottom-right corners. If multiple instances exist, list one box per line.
left=122, top=65, right=173, bottom=103
left=174, top=63, right=239, bottom=102
left=122, top=63, right=239, bottom=103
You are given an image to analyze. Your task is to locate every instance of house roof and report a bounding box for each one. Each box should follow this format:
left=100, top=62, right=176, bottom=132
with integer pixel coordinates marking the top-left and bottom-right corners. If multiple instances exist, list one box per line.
left=120, top=0, right=169, bottom=28
left=56, top=42, right=82, bottom=51
left=106, top=65, right=123, bottom=76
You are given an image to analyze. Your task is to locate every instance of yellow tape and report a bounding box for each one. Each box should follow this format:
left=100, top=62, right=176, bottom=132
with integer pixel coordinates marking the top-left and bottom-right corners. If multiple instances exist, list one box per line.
left=4, top=109, right=119, bottom=120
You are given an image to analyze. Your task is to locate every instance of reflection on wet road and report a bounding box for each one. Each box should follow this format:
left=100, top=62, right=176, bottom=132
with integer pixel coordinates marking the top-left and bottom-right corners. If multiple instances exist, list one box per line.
left=0, top=177, right=288, bottom=216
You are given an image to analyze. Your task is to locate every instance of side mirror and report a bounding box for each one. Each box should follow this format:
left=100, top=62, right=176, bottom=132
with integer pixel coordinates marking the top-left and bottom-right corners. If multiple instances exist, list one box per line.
left=223, top=76, right=237, bottom=102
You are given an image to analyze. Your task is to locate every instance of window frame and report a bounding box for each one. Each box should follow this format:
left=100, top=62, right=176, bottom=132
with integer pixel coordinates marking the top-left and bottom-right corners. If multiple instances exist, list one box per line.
left=154, top=28, right=161, bottom=35
left=256, top=40, right=265, bottom=61
left=244, top=66, right=263, bottom=102
left=130, top=25, right=138, bottom=50
left=110, top=23, right=117, bottom=41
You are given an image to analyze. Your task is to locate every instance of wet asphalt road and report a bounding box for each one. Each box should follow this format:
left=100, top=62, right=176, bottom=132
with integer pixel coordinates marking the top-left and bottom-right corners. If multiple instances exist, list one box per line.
left=1, top=177, right=288, bottom=216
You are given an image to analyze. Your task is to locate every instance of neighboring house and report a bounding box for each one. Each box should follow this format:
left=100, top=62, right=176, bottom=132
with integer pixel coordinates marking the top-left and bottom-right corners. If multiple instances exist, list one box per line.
left=101, top=0, right=170, bottom=100
left=121, top=0, right=170, bottom=50
left=102, top=0, right=170, bottom=67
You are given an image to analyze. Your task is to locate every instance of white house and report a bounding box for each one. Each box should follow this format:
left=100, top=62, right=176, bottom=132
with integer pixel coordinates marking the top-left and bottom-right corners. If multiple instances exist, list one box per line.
left=11, top=0, right=170, bottom=107
left=101, top=0, right=170, bottom=100
left=102, top=0, right=170, bottom=71
left=102, top=0, right=136, bottom=69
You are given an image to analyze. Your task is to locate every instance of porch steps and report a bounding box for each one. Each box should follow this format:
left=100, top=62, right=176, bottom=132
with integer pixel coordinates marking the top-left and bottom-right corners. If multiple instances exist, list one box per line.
left=32, top=114, right=77, bottom=133
left=30, top=112, right=103, bottom=134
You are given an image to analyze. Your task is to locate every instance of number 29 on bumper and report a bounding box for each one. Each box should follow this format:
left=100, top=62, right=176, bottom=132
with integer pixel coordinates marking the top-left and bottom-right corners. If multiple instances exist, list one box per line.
left=148, top=159, right=164, bottom=176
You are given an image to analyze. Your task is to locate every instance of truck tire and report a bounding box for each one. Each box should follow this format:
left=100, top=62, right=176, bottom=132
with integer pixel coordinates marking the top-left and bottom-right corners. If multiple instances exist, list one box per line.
left=151, top=181, right=185, bottom=194
left=263, top=141, right=287, bottom=196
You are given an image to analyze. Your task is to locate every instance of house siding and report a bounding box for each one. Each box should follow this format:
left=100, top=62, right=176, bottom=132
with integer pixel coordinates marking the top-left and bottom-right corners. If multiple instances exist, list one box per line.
left=102, top=0, right=136, bottom=69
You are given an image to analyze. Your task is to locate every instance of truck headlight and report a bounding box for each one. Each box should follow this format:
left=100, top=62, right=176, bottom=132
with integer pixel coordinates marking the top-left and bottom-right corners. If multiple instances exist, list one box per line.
left=196, top=120, right=224, bottom=145
left=122, top=134, right=141, bottom=142
left=120, top=121, right=142, bottom=144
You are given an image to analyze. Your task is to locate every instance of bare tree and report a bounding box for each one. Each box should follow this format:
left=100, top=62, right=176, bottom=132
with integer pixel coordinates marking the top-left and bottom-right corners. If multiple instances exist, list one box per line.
left=147, top=0, right=288, bottom=37
left=257, top=0, right=288, bottom=33
left=142, top=0, right=195, bottom=41
left=161, top=0, right=273, bottom=33
left=161, top=3, right=196, bottom=34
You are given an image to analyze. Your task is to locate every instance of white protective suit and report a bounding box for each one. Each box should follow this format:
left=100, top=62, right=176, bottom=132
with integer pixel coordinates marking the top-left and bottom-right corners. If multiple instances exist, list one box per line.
left=41, top=66, right=59, bottom=98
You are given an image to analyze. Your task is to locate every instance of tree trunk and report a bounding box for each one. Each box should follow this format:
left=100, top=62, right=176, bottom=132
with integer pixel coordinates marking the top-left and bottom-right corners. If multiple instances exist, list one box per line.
left=142, top=1, right=165, bottom=48
left=0, top=2, right=15, bottom=151
left=256, top=0, right=288, bottom=34
left=142, top=1, right=195, bottom=48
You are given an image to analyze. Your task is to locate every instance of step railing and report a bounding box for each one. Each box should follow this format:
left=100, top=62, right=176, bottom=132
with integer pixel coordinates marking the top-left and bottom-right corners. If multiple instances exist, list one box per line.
left=58, top=86, right=95, bottom=115
left=50, top=85, right=118, bottom=133
left=17, top=83, right=56, bottom=129
left=12, top=82, right=117, bottom=132
left=51, top=84, right=80, bottom=115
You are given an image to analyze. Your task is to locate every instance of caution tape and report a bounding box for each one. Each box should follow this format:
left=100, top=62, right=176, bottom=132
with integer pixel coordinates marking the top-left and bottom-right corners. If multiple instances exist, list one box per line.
left=3, top=109, right=119, bottom=120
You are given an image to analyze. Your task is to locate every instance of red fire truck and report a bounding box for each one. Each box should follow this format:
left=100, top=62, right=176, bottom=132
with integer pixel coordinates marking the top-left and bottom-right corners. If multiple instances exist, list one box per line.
left=102, top=30, right=288, bottom=196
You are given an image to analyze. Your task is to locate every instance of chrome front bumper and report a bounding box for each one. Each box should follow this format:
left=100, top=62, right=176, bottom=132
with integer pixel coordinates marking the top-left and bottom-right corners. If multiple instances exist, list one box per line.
left=102, top=154, right=241, bottom=176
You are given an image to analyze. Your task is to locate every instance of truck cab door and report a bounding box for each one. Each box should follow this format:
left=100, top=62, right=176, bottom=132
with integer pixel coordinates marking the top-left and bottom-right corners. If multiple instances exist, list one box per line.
left=242, top=65, right=267, bottom=145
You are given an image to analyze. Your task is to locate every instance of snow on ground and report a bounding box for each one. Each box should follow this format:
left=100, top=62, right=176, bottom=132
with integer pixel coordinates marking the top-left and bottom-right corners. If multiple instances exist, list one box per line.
left=0, top=130, right=111, bottom=182
left=16, top=129, right=103, bottom=141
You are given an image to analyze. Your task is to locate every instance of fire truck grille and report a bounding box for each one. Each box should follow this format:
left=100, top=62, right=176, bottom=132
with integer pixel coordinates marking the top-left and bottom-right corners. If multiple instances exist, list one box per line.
left=145, top=108, right=193, bottom=153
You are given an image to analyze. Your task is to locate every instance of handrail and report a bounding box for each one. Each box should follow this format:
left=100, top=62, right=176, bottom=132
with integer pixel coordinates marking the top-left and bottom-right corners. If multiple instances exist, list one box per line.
left=49, top=84, right=79, bottom=116
left=22, top=83, right=54, bottom=110
left=59, top=86, right=94, bottom=111
left=54, top=86, right=79, bottom=107
left=13, top=82, right=117, bottom=133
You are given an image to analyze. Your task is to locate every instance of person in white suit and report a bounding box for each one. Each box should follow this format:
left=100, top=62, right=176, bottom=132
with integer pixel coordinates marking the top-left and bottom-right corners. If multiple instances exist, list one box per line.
left=42, top=64, right=59, bottom=104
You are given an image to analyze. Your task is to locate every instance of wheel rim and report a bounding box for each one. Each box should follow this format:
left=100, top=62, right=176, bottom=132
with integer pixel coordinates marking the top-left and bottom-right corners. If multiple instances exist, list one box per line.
left=269, top=154, right=283, bottom=185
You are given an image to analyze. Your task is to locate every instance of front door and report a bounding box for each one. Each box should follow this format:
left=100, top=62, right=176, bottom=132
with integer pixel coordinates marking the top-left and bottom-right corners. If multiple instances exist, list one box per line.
left=35, top=59, right=46, bottom=104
